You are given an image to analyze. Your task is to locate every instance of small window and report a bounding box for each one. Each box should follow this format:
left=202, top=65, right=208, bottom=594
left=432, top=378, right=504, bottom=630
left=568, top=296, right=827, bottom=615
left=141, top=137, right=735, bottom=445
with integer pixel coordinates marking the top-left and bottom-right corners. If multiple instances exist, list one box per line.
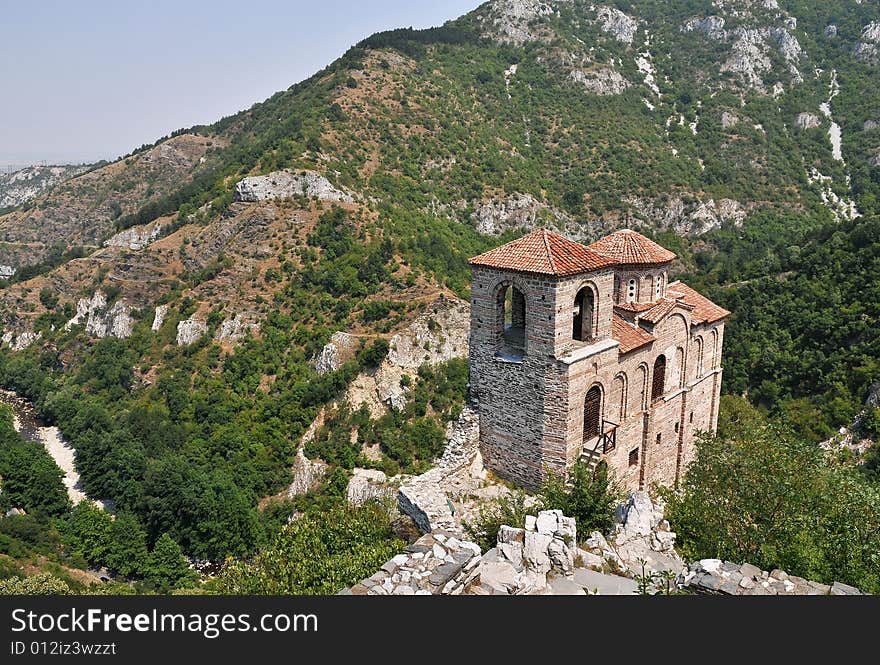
left=656, top=433, right=662, bottom=446
left=674, top=422, right=679, bottom=434
left=690, top=412, right=694, bottom=424
left=629, top=448, right=639, bottom=467
left=655, top=275, right=662, bottom=300
left=627, top=278, right=637, bottom=303
left=652, top=355, right=666, bottom=401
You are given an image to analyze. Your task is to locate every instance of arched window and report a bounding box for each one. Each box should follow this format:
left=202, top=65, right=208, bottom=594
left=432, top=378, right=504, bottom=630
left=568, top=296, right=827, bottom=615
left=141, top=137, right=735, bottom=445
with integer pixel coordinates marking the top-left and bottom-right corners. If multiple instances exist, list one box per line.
left=694, top=337, right=704, bottom=378
left=583, top=386, right=602, bottom=442
left=655, top=274, right=663, bottom=300
left=635, top=364, right=649, bottom=412
left=497, top=284, right=526, bottom=358
left=651, top=355, right=666, bottom=401
left=573, top=286, right=595, bottom=342
left=627, top=278, right=637, bottom=303
left=711, top=329, right=719, bottom=368
left=611, top=373, right=627, bottom=423
left=675, top=347, right=685, bottom=388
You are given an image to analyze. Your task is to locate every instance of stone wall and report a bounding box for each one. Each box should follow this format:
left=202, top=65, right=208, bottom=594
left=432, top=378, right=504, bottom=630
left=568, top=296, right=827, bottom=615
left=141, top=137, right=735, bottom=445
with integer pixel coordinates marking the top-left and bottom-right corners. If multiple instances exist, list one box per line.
left=683, top=560, right=863, bottom=596
left=341, top=531, right=481, bottom=596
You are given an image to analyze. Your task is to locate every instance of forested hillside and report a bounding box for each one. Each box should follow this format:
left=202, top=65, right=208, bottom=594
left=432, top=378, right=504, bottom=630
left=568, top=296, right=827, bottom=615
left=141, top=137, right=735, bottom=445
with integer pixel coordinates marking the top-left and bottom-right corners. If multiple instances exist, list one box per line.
left=0, top=0, right=879, bottom=593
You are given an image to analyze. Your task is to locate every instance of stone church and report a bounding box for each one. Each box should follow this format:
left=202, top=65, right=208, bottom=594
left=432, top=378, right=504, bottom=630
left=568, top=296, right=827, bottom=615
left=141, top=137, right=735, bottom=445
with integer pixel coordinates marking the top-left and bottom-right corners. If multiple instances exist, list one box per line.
left=468, top=228, right=729, bottom=491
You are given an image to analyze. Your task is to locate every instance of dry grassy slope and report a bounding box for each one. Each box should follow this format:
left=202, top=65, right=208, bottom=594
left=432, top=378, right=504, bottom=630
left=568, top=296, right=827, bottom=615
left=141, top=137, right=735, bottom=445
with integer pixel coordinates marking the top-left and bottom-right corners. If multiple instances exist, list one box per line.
left=0, top=134, right=221, bottom=267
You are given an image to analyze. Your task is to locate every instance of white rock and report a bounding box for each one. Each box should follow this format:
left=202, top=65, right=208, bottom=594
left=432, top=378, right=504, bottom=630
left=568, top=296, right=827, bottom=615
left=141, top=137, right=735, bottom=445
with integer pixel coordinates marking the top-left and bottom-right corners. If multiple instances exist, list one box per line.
left=152, top=304, right=169, bottom=332
left=795, top=113, right=821, bottom=130
left=569, top=67, right=630, bottom=96
left=176, top=318, right=207, bottom=346
left=234, top=169, right=353, bottom=203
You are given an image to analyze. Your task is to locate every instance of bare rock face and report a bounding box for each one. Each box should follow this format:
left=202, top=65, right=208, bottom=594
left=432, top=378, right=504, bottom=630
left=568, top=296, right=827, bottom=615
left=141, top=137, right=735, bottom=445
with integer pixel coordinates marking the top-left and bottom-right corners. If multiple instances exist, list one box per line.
left=864, top=120, right=879, bottom=132
left=624, top=196, right=746, bottom=235
left=824, top=25, right=838, bottom=39
left=104, top=221, right=162, bottom=251
left=2, top=330, right=41, bottom=351
left=479, top=0, right=558, bottom=45
left=176, top=318, right=208, bottom=346
left=863, top=22, right=880, bottom=44
left=65, top=291, right=134, bottom=339
left=215, top=312, right=259, bottom=343
left=0, top=265, right=14, bottom=280
left=681, top=16, right=727, bottom=41
left=595, top=5, right=638, bottom=44
left=387, top=295, right=469, bottom=369
left=472, top=193, right=570, bottom=236
left=346, top=468, right=393, bottom=506
left=234, top=169, right=353, bottom=203
left=0, top=164, right=88, bottom=209
left=870, top=152, right=880, bottom=168
left=151, top=304, right=169, bottom=332
left=721, top=110, right=739, bottom=129
left=852, top=41, right=878, bottom=64
left=311, top=332, right=358, bottom=375
left=569, top=67, right=630, bottom=95
left=795, top=112, right=821, bottom=130
left=288, top=449, right=327, bottom=497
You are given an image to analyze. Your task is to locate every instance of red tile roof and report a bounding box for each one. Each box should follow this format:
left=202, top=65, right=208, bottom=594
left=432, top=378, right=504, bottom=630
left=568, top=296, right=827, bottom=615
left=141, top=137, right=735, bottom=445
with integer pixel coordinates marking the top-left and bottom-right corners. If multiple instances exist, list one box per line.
left=469, top=228, right=615, bottom=276
left=587, top=229, right=676, bottom=266
left=612, top=314, right=655, bottom=354
left=639, top=297, right=693, bottom=325
left=668, top=281, right=731, bottom=324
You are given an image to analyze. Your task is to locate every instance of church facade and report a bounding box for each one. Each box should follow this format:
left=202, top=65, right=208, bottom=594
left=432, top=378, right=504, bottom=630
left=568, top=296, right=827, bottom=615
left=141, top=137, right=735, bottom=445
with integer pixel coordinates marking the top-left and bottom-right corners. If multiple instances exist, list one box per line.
left=468, top=228, right=729, bottom=491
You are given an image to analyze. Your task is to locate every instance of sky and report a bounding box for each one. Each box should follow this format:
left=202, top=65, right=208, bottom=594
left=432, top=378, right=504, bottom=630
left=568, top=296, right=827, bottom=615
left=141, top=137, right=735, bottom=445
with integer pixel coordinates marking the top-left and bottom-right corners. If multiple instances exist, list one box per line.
left=0, top=0, right=482, bottom=166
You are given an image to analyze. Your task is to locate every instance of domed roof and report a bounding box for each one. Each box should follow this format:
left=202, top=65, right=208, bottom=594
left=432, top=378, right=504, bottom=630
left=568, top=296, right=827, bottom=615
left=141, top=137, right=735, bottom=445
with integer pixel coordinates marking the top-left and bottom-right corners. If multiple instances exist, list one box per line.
left=586, top=229, right=676, bottom=266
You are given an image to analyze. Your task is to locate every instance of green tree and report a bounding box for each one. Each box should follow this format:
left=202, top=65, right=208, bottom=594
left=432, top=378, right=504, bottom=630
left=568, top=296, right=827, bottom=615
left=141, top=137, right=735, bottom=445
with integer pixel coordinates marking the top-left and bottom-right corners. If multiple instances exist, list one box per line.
left=215, top=503, right=402, bottom=595
left=540, top=459, right=619, bottom=538
left=106, top=512, right=149, bottom=578
left=144, top=533, right=195, bottom=592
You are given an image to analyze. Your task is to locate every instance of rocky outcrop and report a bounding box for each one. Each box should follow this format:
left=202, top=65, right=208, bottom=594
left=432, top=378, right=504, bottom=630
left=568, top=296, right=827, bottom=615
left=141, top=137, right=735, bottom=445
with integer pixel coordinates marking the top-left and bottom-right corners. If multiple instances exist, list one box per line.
left=865, top=120, right=879, bottom=132
left=0, top=164, right=88, bottom=209
left=343, top=531, right=482, bottom=595
left=683, top=560, right=862, bottom=596
left=795, top=112, right=821, bottom=130
left=2, top=330, right=41, bottom=351
left=151, top=305, right=169, bottom=332
left=311, top=332, right=358, bottom=375
left=824, top=25, right=838, bottom=39
left=471, top=193, right=570, bottom=236
left=721, top=110, right=739, bottom=129
left=176, top=318, right=208, bottom=346
left=346, top=468, right=394, bottom=506
left=852, top=41, right=878, bottom=64
left=234, top=169, right=353, bottom=203
left=569, top=67, right=630, bottom=95
left=681, top=16, right=727, bottom=41
left=397, top=405, right=481, bottom=533
left=103, top=221, right=162, bottom=251
left=596, top=6, right=637, bottom=44
left=65, top=291, right=134, bottom=339
left=479, top=0, right=557, bottom=46
left=477, top=510, right=578, bottom=595
left=215, top=313, right=259, bottom=343
left=862, top=22, right=880, bottom=44
left=387, top=296, right=469, bottom=370
left=624, top=196, right=746, bottom=235
left=287, top=449, right=328, bottom=497
left=0, top=265, right=14, bottom=280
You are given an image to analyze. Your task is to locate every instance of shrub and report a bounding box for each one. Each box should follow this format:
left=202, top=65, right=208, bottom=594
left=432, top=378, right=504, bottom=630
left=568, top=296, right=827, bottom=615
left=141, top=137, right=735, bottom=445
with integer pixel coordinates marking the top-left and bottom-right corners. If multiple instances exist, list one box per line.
left=540, top=460, right=619, bottom=539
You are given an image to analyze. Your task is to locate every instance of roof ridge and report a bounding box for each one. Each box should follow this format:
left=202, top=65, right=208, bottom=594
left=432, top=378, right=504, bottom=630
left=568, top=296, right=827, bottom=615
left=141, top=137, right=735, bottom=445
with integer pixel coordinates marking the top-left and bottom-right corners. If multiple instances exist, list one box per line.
left=541, top=228, right=557, bottom=274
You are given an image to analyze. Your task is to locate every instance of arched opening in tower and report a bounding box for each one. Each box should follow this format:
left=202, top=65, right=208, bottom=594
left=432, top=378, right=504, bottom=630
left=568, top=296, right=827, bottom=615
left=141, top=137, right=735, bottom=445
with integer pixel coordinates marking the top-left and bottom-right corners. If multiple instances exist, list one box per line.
left=573, top=286, right=594, bottom=343
left=498, top=284, right=526, bottom=358
left=583, top=386, right=602, bottom=443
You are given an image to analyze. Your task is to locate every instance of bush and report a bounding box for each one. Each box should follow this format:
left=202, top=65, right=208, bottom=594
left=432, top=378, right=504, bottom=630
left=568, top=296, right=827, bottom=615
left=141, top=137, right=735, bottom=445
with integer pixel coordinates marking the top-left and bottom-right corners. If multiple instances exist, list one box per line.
left=666, top=424, right=880, bottom=593
left=0, top=573, right=71, bottom=595
left=540, top=460, right=619, bottom=539
left=464, top=492, right=532, bottom=553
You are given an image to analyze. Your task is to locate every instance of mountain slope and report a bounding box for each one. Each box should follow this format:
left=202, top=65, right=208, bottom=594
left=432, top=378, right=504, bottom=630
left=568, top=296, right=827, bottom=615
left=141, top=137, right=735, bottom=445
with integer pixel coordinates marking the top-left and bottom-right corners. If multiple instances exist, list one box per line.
left=0, top=0, right=878, bottom=574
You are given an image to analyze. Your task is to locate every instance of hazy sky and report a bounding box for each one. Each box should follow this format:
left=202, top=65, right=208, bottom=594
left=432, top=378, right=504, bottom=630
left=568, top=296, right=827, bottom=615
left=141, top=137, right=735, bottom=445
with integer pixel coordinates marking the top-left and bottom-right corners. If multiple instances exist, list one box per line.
left=1, top=0, right=482, bottom=166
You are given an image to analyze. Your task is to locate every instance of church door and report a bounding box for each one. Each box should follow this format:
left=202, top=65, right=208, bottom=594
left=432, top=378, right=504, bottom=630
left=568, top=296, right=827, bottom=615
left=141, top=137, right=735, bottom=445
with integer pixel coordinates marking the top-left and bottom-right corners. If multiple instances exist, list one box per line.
left=583, top=387, right=602, bottom=443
